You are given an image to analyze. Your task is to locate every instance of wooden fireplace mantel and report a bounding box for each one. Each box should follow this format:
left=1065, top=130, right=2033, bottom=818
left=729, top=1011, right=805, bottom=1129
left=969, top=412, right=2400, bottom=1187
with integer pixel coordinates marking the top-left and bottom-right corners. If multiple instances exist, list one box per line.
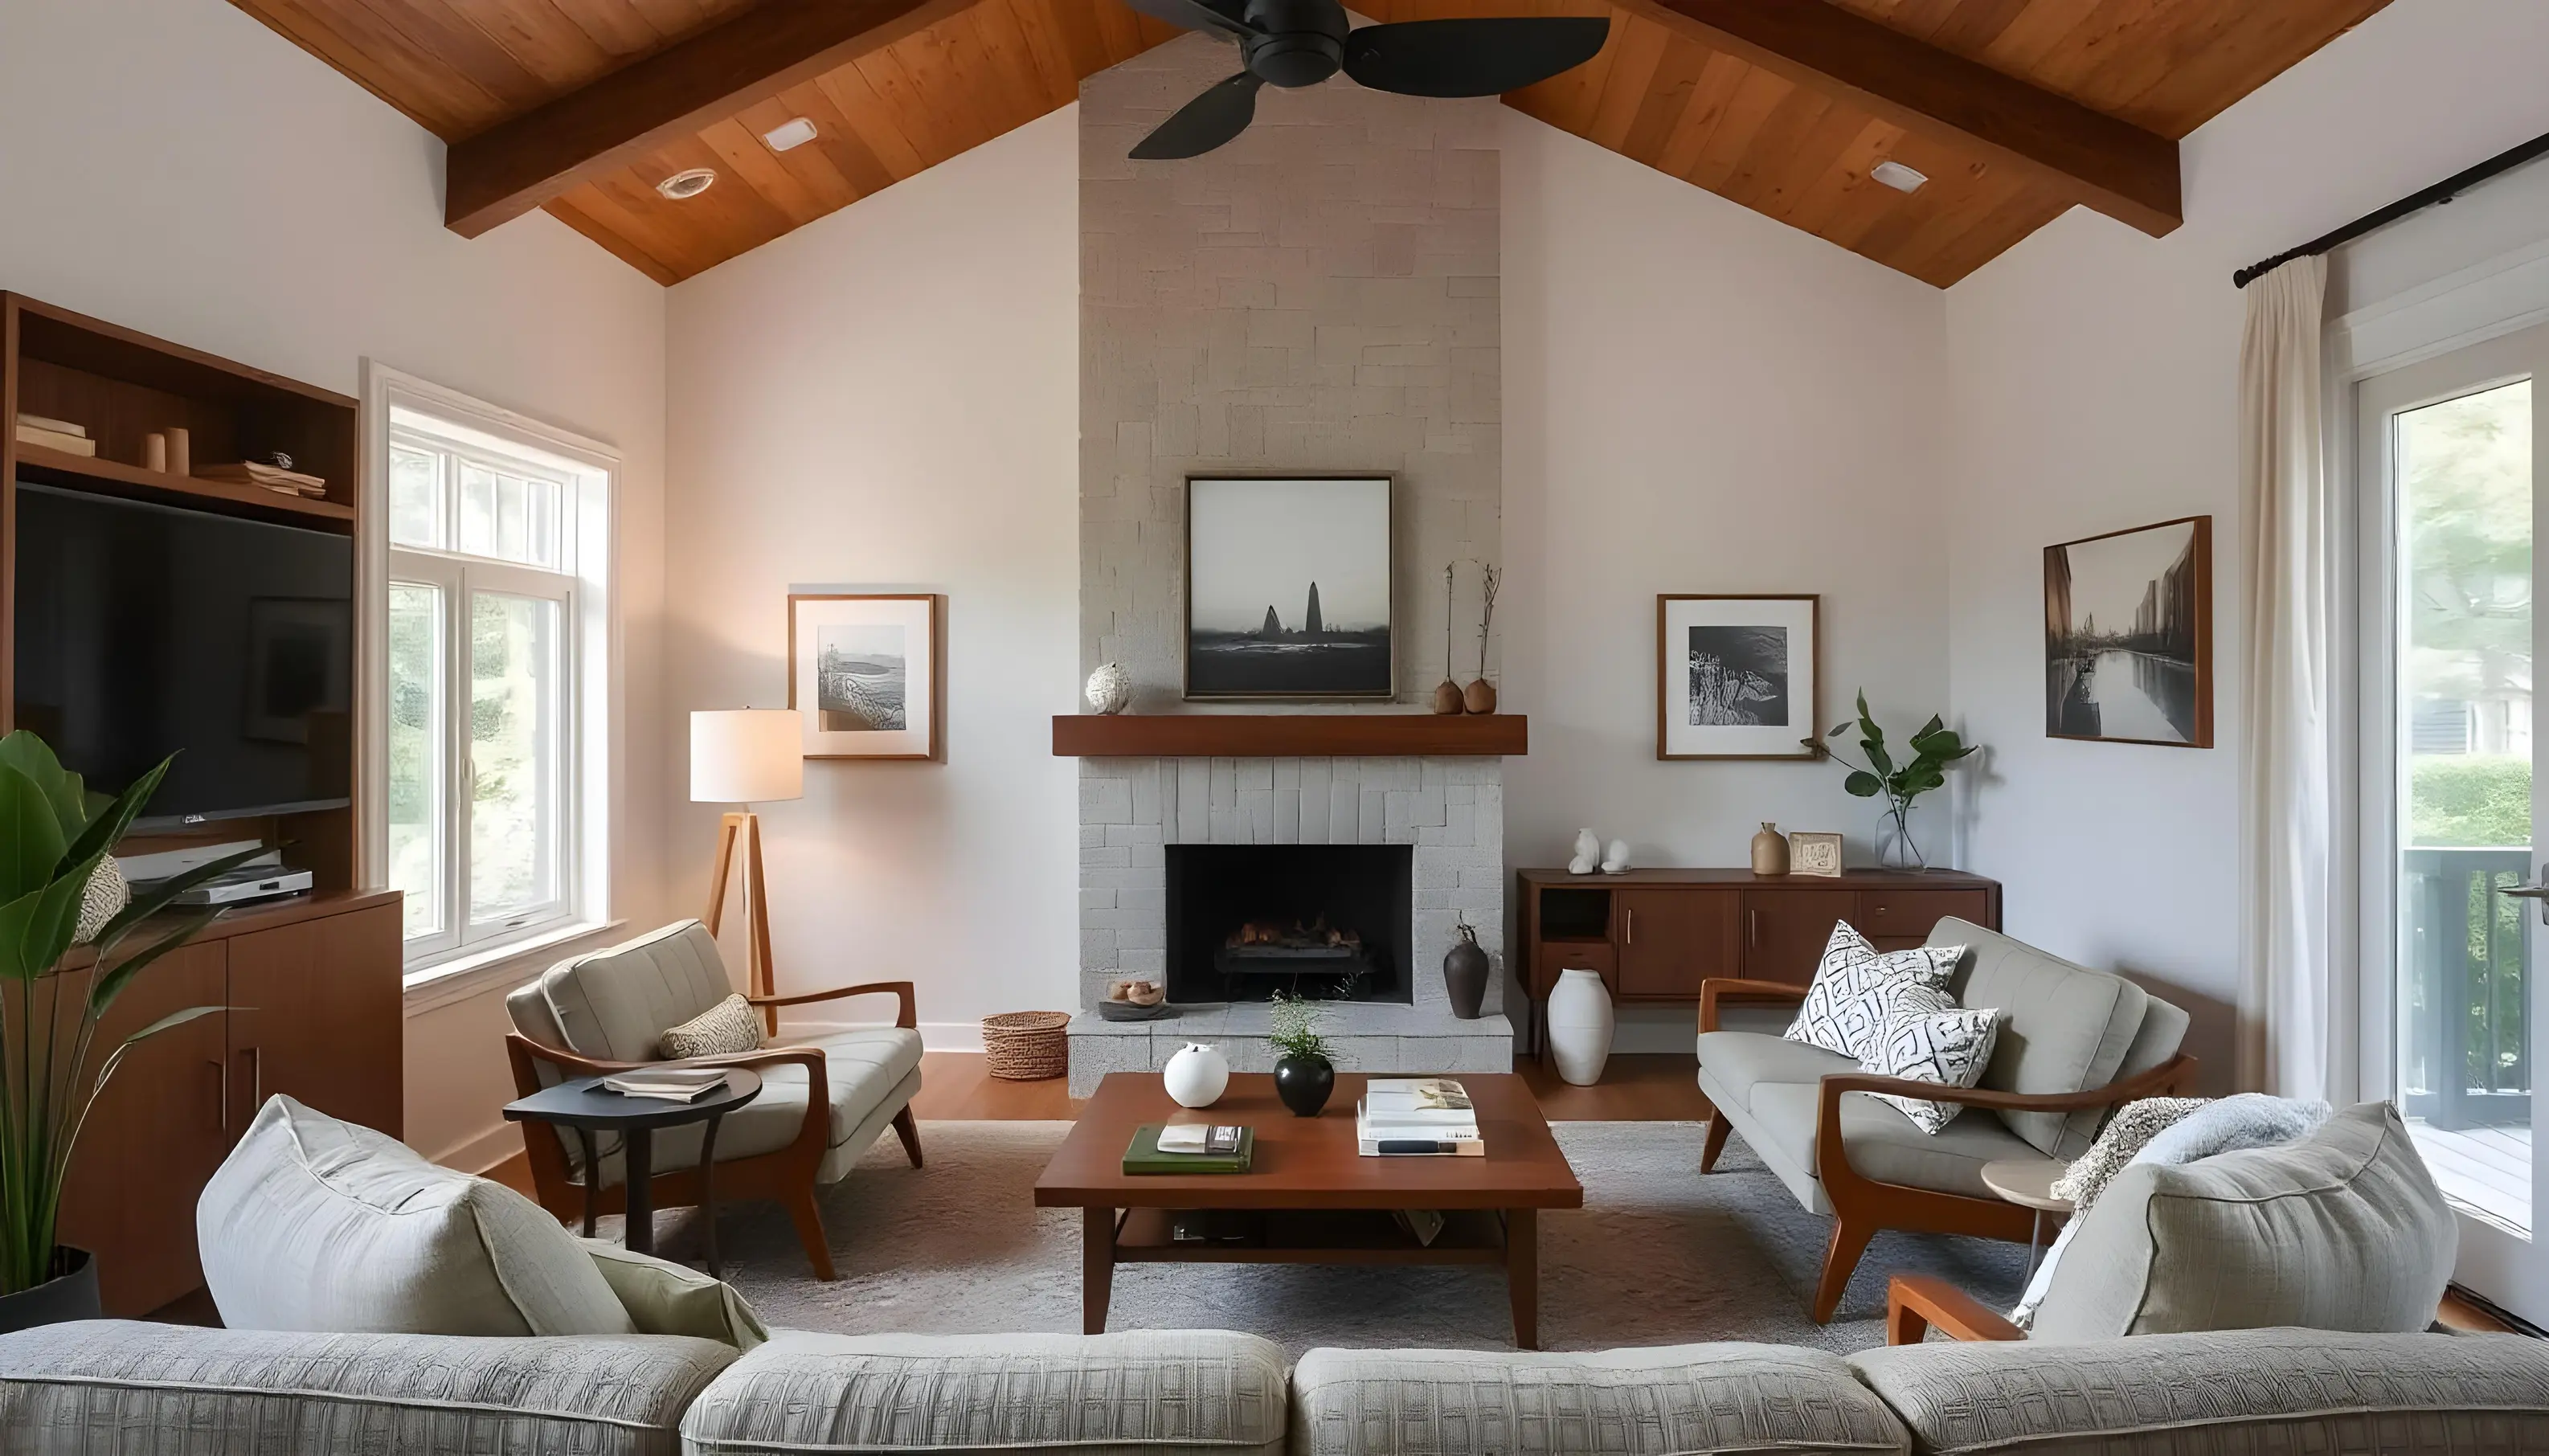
left=1052, top=714, right=1528, bottom=758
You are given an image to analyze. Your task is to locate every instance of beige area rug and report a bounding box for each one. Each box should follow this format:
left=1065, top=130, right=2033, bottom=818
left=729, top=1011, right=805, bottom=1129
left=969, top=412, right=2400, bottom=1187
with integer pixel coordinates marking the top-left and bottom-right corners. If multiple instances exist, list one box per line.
left=627, top=1120, right=2027, bottom=1356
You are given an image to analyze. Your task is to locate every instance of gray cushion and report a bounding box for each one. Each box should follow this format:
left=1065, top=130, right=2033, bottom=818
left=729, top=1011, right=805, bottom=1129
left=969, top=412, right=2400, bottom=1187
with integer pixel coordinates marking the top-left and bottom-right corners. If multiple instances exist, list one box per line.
left=0, top=1320, right=733, bottom=1456
left=198, top=1095, right=634, bottom=1339
left=2031, top=1102, right=2459, bottom=1342
left=582, top=1241, right=769, bottom=1351
left=680, top=1330, right=1288, bottom=1454
left=1849, top=1329, right=2549, bottom=1456
left=1697, top=1029, right=1856, bottom=1113
left=568, top=1029, right=923, bottom=1189
left=1932, top=918, right=2149, bottom=1157
left=1745, top=1079, right=2040, bottom=1211
left=542, top=920, right=738, bottom=1063
left=1291, top=1343, right=1908, bottom=1455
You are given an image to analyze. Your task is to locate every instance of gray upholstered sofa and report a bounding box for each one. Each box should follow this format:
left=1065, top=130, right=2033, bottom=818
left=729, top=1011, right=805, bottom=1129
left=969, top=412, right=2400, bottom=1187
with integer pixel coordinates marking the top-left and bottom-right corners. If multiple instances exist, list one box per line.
left=4, top=1319, right=2547, bottom=1455
left=1698, top=916, right=2197, bottom=1320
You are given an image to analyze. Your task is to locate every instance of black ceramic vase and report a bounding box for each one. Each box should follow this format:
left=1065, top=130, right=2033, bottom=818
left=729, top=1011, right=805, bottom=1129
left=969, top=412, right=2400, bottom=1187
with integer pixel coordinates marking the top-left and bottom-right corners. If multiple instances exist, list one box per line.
left=1274, top=1055, right=1335, bottom=1117
left=0, top=1247, right=100, bottom=1335
left=1442, top=923, right=1488, bottom=1020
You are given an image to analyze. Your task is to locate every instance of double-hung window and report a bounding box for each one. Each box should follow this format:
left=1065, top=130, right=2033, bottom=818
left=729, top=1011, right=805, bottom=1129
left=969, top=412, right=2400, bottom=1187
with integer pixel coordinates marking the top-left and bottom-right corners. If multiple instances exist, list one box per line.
left=379, top=386, right=611, bottom=971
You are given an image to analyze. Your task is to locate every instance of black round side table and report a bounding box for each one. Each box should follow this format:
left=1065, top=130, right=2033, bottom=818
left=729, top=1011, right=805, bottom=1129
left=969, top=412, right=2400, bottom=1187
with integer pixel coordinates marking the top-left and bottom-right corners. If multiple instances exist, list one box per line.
left=503, top=1069, right=762, bottom=1273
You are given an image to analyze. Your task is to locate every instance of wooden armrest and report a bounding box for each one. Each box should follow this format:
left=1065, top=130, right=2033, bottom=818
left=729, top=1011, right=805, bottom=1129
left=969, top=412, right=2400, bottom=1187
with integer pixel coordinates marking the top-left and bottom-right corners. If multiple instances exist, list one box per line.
left=1700, top=977, right=1808, bottom=1033
left=1888, top=1274, right=2025, bottom=1344
left=750, top=980, right=918, bottom=1029
left=1819, top=1052, right=2197, bottom=1116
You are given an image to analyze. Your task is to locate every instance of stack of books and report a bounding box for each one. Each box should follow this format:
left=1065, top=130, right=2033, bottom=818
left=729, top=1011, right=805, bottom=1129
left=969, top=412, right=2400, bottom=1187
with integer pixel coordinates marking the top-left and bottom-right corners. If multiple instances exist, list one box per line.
left=14, top=413, right=96, bottom=457
left=198, top=460, right=329, bottom=498
left=1123, top=1123, right=1254, bottom=1174
left=1357, top=1078, right=1483, bottom=1156
left=600, top=1067, right=730, bottom=1102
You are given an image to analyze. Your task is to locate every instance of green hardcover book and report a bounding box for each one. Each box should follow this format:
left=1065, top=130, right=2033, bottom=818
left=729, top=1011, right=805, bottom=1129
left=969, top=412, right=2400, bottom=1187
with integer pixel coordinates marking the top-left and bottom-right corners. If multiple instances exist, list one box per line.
left=1122, top=1123, right=1254, bottom=1175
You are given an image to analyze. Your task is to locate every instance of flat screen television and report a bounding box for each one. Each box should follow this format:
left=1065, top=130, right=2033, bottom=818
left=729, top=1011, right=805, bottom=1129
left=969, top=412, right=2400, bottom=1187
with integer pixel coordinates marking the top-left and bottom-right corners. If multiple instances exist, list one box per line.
left=13, top=484, right=355, bottom=827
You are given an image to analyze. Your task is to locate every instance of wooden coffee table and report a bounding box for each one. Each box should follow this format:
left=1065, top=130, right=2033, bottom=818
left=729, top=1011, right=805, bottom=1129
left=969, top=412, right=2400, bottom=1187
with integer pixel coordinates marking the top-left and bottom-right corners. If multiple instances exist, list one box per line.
left=1033, top=1072, right=1583, bottom=1348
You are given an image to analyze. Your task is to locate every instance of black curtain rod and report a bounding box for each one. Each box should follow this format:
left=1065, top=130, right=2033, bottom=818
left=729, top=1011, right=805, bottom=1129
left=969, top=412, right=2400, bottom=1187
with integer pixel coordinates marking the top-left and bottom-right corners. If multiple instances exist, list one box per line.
left=2233, top=129, right=2549, bottom=288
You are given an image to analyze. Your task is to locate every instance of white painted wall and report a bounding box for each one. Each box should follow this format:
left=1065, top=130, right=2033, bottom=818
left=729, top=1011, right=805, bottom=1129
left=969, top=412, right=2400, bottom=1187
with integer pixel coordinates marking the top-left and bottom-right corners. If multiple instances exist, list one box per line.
left=1942, top=0, right=2549, bottom=1090
left=0, top=0, right=674, bottom=1169
left=1502, top=115, right=1953, bottom=1050
left=664, top=108, right=1082, bottom=1045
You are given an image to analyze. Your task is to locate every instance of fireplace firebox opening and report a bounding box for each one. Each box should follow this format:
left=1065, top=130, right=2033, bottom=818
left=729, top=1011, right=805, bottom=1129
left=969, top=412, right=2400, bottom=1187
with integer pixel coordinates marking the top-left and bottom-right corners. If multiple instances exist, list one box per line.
left=1165, top=844, right=1414, bottom=1004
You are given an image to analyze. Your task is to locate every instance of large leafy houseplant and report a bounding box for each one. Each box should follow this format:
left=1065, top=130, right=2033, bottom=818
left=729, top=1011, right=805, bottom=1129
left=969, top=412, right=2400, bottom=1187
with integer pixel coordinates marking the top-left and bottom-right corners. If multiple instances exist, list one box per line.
left=1807, top=693, right=1977, bottom=871
left=0, top=732, right=261, bottom=1299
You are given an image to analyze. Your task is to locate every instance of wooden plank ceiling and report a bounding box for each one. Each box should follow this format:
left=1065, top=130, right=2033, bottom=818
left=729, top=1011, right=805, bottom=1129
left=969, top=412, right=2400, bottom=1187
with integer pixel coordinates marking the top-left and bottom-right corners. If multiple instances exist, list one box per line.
left=231, top=0, right=2389, bottom=286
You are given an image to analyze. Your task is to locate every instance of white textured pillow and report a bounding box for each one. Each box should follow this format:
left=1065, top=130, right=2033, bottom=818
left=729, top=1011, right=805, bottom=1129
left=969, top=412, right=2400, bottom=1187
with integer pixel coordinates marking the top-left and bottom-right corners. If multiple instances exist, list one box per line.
left=661, top=992, right=763, bottom=1060
left=1858, top=1000, right=2002, bottom=1133
left=198, top=1094, right=635, bottom=1338
left=1786, top=921, right=1962, bottom=1058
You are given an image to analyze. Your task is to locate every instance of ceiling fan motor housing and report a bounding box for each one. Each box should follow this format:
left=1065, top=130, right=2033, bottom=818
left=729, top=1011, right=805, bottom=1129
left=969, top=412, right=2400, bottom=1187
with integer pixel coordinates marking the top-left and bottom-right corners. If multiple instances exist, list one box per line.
left=1242, top=0, right=1348, bottom=86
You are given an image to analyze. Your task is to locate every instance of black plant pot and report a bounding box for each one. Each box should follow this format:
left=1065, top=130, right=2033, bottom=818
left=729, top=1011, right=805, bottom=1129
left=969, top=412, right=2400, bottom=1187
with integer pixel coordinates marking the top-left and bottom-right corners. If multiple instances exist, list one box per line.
left=0, top=1247, right=100, bottom=1335
left=1274, top=1056, right=1335, bottom=1117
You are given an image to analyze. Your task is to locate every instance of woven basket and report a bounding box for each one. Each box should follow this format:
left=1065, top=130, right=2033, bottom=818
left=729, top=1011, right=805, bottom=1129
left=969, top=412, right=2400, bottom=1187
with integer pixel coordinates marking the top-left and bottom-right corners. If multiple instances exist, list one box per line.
left=982, top=1011, right=1072, bottom=1081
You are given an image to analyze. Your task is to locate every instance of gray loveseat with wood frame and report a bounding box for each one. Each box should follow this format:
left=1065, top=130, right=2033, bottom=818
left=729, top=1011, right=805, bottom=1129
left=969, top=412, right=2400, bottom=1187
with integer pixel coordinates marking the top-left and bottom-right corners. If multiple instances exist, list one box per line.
left=1696, top=916, right=2197, bottom=1321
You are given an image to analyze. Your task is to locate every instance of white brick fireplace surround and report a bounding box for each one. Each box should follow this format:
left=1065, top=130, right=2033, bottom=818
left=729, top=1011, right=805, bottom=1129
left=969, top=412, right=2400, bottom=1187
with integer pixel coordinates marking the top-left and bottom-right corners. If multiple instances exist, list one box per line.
left=1070, top=755, right=1512, bottom=1097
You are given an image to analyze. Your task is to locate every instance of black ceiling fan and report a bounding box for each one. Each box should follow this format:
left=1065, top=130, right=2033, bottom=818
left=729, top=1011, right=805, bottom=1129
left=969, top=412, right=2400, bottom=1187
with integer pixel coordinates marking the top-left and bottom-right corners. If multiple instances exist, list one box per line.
left=1123, top=0, right=1610, bottom=160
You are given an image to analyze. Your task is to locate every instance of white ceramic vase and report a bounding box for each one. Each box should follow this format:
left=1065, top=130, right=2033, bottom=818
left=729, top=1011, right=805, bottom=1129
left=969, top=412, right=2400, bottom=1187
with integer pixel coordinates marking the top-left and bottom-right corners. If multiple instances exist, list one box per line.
left=1163, top=1042, right=1229, bottom=1108
left=1545, top=967, right=1614, bottom=1086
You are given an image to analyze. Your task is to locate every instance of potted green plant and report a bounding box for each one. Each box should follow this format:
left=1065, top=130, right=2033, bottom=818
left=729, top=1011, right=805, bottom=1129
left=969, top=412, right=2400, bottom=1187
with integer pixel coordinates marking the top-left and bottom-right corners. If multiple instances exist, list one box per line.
left=0, top=732, right=263, bottom=1332
left=1266, top=992, right=1338, bottom=1118
left=1807, top=692, right=1978, bottom=871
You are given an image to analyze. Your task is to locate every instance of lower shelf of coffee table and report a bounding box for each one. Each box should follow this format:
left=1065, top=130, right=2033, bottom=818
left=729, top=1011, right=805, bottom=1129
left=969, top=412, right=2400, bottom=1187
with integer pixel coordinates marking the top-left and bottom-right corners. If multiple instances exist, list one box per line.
left=1111, top=1207, right=1510, bottom=1265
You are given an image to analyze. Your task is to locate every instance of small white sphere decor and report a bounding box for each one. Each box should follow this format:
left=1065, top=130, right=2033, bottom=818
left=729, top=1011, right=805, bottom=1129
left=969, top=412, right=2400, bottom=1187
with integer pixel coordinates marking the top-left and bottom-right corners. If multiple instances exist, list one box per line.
left=1085, top=662, right=1132, bottom=715
left=1601, top=839, right=1632, bottom=874
left=1546, top=967, right=1615, bottom=1086
left=1163, top=1041, right=1230, bottom=1108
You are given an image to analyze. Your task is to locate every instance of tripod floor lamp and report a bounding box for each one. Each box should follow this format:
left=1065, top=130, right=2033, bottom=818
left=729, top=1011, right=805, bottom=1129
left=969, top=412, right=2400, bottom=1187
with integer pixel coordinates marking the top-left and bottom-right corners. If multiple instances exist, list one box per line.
left=692, top=709, right=804, bottom=1037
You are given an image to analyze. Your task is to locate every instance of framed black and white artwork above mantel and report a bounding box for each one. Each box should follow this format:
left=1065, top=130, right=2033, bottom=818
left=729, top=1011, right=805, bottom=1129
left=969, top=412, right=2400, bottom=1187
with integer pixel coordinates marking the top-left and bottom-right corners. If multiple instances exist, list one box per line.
left=1655, top=594, right=1821, bottom=760
left=1184, top=475, right=1396, bottom=701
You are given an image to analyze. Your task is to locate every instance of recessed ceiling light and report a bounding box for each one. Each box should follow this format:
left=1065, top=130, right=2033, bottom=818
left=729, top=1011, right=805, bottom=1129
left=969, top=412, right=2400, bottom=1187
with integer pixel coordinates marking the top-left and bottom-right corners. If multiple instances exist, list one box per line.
left=762, top=117, right=819, bottom=152
left=657, top=167, right=717, bottom=200
left=1872, top=160, right=1928, bottom=194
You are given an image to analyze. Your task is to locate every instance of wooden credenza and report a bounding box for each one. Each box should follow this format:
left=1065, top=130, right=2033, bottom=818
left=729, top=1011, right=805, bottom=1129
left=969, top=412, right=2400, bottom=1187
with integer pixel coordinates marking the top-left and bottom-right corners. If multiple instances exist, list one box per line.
left=1515, top=869, right=2003, bottom=1046
left=54, top=890, right=402, bottom=1317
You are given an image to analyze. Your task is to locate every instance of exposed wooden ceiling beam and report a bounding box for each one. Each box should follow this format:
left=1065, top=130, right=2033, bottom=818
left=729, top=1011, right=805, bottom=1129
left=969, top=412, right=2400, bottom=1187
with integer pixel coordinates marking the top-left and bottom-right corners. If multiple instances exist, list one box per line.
left=1622, top=0, right=2182, bottom=237
left=444, top=0, right=976, bottom=239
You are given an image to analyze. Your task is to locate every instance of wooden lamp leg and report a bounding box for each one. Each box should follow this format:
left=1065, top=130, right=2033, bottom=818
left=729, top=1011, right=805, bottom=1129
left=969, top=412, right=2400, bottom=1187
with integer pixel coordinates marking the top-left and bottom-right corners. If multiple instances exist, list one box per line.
left=704, top=809, right=780, bottom=1037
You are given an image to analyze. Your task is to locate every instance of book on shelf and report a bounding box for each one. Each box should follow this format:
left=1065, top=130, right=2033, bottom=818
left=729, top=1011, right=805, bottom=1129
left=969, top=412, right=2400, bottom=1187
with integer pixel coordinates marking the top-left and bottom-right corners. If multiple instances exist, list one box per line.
left=17, top=414, right=86, bottom=439
left=196, top=461, right=328, bottom=497
left=600, top=1068, right=730, bottom=1102
left=1123, top=1123, right=1254, bottom=1174
left=15, top=423, right=96, bottom=456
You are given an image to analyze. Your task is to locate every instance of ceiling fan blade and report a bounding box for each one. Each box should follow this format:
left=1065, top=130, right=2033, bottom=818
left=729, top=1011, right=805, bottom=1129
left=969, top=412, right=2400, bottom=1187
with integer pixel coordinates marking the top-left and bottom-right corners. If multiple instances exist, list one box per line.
left=1117, top=0, right=1256, bottom=38
left=1130, top=72, right=1267, bottom=160
left=1342, top=16, right=1610, bottom=98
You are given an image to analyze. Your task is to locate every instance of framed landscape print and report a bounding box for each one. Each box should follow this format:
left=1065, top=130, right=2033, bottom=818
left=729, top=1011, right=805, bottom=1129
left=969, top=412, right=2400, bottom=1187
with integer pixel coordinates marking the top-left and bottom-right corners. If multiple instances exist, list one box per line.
left=2044, top=517, right=2211, bottom=747
left=788, top=593, right=945, bottom=760
left=1657, top=595, right=1819, bottom=759
left=1185, top=475, right=1394, bottom=700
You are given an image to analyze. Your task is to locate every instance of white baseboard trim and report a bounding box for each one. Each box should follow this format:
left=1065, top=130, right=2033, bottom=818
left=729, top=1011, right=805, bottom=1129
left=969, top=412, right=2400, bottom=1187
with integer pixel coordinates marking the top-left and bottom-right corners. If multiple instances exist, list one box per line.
left=779, top=1018, right=987, bottom=1053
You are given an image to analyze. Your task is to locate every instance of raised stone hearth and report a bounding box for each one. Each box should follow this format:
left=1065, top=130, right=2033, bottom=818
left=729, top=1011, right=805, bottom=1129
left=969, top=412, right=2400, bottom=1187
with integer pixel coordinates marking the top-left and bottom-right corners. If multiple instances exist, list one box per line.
left=1072, top=755, right=1511, bottom=1097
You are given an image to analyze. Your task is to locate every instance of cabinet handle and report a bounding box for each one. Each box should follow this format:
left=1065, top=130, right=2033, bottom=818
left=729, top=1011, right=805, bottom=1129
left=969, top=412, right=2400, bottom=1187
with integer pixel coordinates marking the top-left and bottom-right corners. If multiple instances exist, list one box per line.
left=246, top=1046, right=263, bottom=1109
left=1625, top=908, right=1635, bottom=945
left=209, top=1059, right=227, bottom=1134
left=1749, top=910, right=1760, bottom=948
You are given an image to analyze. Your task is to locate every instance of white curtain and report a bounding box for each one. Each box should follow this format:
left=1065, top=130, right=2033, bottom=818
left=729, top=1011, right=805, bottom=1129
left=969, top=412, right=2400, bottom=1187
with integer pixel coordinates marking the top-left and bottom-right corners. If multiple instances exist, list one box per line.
left=2237, top=256, right=2342, bottom=1100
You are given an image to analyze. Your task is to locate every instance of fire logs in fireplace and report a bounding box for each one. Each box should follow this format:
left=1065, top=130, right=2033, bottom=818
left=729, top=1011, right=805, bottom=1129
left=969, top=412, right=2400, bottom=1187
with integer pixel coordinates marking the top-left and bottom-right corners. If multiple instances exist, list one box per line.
left=1167, top=845, right=1412, bottom=1004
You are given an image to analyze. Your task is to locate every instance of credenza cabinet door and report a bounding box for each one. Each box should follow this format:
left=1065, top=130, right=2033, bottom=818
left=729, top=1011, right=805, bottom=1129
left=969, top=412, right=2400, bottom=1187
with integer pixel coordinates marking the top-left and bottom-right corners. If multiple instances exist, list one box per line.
left=1856, top=889, right=1993, bottom=945
left=1740, top=891, right=1849, bottom=985
left=52, top=941, right=231, bottom=1317
left=1614, top=890, right=1737, bottom=999
left=226, top=902, right=404, bottom=1138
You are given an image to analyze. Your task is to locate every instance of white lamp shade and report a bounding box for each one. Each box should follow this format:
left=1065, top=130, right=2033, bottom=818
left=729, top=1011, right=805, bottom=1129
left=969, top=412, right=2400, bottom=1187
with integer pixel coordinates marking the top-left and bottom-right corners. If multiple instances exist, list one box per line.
left=691, top=710, right=804, bottom=803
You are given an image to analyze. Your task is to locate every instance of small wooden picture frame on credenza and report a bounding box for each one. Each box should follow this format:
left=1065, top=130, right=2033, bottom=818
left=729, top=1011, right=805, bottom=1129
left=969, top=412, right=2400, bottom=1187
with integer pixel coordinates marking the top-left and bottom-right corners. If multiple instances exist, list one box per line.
left=1787, top=832, right=1844, bottom=877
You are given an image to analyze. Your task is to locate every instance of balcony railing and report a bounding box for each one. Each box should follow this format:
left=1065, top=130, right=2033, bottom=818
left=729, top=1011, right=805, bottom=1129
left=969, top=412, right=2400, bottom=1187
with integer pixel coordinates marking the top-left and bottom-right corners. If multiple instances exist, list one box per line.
left=2403, top=847, right=2534, bottom=1131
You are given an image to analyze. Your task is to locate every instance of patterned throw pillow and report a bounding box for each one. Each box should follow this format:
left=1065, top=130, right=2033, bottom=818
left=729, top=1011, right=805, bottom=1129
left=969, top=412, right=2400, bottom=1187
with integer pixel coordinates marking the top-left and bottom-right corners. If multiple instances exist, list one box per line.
left=1857, top=1000, right=2002, bottom=1133
left=2050, top=1096, right=2208, bottom=1211
left=659, top=993, right=763, bottom=1060
left=1784, top=921, right=1964, bottom=1059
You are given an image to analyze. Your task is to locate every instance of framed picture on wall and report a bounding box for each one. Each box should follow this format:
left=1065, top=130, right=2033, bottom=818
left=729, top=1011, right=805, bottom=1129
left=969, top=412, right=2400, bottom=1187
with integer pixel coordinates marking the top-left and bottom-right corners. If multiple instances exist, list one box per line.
left=1655, top=595, right=1820, bottom=759
left=787, top=593, right=946, bottom=760
left=2044, top=517, right=2212, bottom=747
left=1184, top=475, right=1395, bottom=701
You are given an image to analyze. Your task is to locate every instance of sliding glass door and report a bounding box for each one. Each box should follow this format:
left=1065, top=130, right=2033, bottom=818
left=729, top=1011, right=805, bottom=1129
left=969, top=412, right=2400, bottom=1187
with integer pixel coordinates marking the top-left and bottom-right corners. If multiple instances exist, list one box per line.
left=2363, top=321, right=2547, bottom=1319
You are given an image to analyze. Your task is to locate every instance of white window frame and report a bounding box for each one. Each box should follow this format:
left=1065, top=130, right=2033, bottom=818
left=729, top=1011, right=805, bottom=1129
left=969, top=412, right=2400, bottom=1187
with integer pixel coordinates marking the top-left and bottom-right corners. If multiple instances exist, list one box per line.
left=361, top=364, right=618, bottom=984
